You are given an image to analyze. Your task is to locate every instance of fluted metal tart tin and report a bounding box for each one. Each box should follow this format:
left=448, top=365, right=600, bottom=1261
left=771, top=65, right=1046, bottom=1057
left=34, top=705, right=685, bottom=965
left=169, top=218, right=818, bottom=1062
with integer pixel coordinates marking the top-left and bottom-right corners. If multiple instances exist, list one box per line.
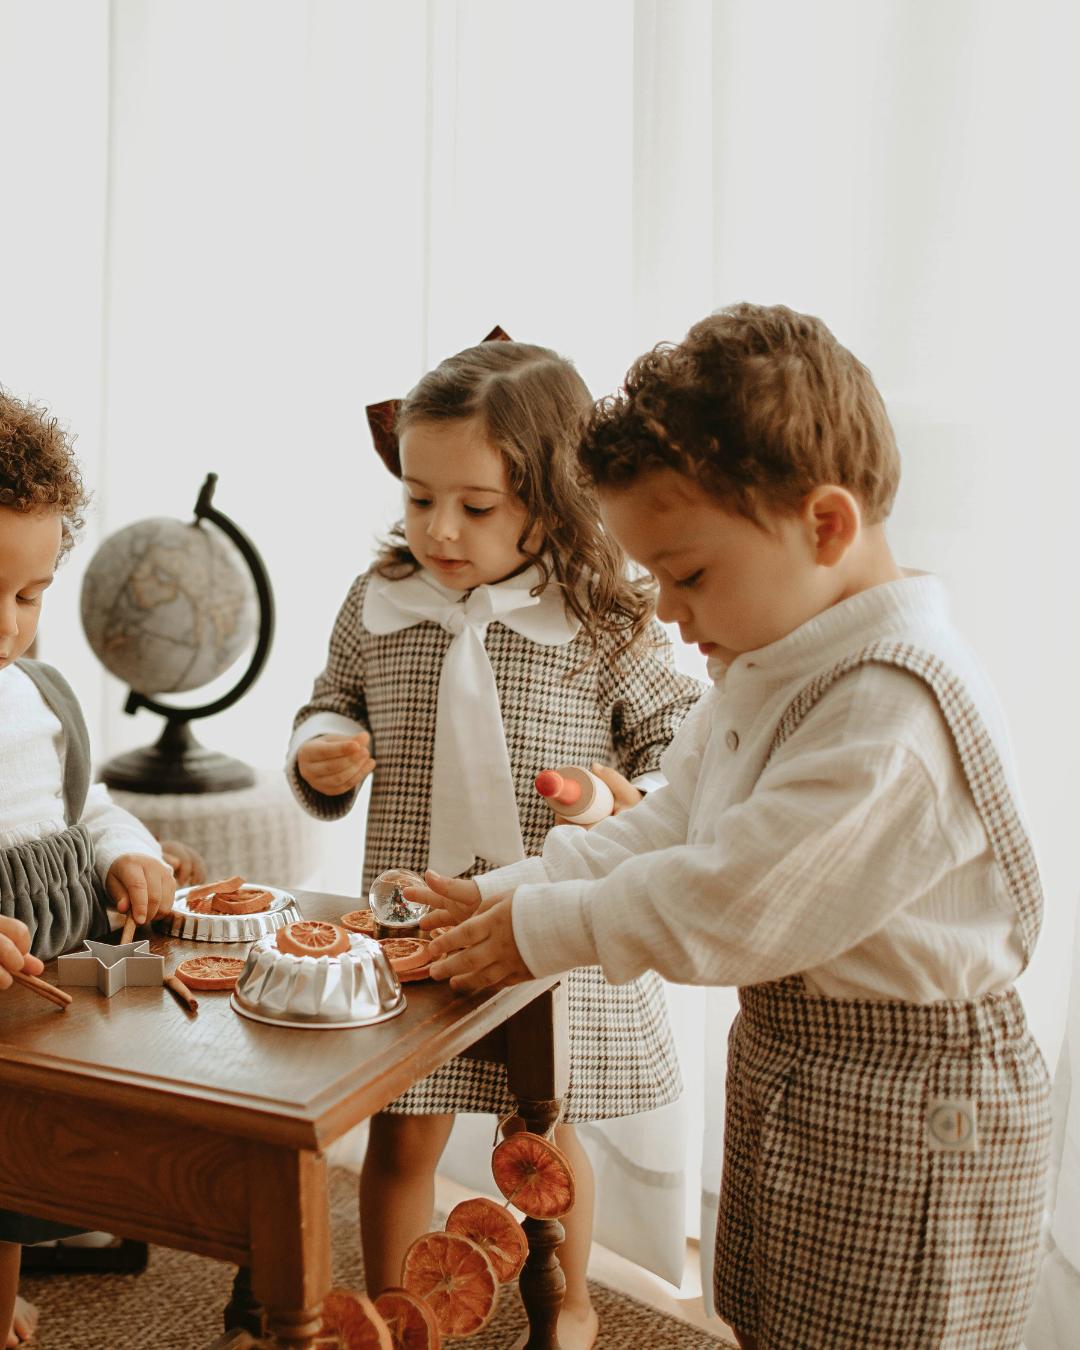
left=154, top=884, right=302, bottom=943
left=230, top=931, right=407, bottom=1029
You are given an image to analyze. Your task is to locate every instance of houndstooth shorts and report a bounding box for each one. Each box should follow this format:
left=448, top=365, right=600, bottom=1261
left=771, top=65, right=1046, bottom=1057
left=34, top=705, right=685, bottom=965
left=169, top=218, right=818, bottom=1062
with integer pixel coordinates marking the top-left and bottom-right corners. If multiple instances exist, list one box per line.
left=714, top=977, right=1051, bottom=1349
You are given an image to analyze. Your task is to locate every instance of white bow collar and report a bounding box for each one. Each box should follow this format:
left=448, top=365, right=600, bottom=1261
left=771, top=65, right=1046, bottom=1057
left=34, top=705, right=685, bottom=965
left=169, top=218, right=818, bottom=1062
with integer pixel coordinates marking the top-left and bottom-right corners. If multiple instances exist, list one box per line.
left=363, top=565, right=580, bottom=876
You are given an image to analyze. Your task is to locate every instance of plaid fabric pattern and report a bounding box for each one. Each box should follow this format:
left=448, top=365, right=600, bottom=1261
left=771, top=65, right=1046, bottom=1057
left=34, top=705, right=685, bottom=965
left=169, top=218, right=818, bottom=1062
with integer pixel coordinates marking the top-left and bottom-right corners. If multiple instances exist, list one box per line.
left=715, top=642, right=1052, bottom=1348
left=292, top=569, right=700, bottom=1120
left=716, top=982, right=1051, bottom=1348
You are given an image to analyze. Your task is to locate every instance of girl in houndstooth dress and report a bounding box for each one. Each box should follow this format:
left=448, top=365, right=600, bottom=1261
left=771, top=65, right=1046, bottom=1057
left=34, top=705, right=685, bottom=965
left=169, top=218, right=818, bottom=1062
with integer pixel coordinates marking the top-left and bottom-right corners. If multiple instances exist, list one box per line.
left=287, top=336, right=703, bottom=1345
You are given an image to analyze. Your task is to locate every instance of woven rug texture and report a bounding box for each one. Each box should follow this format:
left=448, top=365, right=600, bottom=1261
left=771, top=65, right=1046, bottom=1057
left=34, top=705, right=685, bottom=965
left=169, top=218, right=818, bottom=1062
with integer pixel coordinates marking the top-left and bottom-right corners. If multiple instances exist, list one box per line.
left=20, top=1166, right=728, bottom=1349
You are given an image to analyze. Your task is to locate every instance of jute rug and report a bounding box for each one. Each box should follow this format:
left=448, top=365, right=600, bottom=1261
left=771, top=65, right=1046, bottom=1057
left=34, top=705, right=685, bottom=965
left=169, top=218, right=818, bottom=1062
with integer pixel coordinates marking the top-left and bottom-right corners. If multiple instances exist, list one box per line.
left=20, top=1167, right=732, bottom=1349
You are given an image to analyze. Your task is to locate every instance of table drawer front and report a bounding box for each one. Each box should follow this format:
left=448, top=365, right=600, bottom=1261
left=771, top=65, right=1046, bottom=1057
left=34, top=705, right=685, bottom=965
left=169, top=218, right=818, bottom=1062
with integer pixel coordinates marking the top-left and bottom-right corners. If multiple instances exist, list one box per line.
left=0, top=1087, right=250, bottom=1262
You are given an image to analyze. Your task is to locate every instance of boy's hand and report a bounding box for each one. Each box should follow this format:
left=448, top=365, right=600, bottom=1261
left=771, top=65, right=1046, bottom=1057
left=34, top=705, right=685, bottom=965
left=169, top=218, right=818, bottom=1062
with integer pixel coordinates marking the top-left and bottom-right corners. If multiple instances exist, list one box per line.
left=426, top=895, right=532, bottom=992
left=297, top=733, right=375, bottom=796
left=160, top=839, right=207, bottom=887
left=410, top=871, right=484, bottom=930
left=0, top=915, right=43, bottom=989
left=106, top=854, right=177, bottom=925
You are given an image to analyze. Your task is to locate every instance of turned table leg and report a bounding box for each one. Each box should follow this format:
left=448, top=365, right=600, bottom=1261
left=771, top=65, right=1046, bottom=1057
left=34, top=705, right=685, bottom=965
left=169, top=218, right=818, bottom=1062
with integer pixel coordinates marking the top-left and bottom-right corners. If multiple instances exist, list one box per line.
left=224, top=1266, right=265, bottom=1338
left=248, top=1143, right=332, bottom=1350
left=507, top=983, right=571, bottom=1350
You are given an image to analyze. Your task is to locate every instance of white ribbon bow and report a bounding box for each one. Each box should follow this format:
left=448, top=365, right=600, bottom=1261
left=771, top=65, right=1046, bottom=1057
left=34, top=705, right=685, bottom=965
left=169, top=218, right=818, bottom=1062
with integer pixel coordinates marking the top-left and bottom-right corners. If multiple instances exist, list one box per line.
left=363, top=566, right=581, bottom=876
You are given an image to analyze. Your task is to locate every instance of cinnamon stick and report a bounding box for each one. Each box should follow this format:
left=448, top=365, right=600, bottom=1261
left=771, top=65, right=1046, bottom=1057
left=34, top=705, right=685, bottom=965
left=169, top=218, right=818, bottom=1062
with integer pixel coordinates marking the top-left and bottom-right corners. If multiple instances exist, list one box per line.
left=164, top=975, right=199, bottom=1012
left=120, top=915, right=137, bottom=945
left=12, top=970, right=71, bottom=1009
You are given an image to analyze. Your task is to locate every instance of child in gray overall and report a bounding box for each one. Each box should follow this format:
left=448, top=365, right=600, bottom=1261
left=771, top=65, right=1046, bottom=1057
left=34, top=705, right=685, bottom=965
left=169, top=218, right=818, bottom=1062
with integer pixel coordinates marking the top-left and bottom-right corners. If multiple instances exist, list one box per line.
left=0, top=390, right=176, bottom=1347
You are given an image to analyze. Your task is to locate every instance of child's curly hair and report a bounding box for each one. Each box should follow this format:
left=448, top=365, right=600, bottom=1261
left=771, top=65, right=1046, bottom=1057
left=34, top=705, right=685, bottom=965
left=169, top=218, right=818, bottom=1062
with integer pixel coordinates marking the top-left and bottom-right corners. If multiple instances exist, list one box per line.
left=578, top=303, right=901, bottom=524
left=0, top=388, right=88, bottom=558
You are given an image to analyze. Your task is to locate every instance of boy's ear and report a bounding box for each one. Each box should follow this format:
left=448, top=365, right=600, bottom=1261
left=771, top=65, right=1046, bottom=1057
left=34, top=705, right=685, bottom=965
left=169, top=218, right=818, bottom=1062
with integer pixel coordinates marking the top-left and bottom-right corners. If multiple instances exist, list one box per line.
left=805, top=486, right=861, bottom=566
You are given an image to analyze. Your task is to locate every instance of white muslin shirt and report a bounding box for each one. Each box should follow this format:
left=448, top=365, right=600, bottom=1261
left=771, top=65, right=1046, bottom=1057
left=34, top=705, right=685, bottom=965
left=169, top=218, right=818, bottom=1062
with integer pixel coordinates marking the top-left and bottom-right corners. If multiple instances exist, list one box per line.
left=0, top=663, right=162, bottom=883
left=475, top=574, right=1027, bottom=1005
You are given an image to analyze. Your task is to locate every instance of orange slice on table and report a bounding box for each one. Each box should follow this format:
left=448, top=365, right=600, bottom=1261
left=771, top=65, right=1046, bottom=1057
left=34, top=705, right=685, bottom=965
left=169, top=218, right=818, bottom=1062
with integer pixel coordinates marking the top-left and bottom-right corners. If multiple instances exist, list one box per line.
left=340, top=909, right=377, bottom=936
left=445, top=1197, right=527, bottom=1283
left=184, top=875, right=243, bottom=904
left=373, top=1288, right=441, bottom=1350
left=314, top=1288, right=391, bottom=1349
left=401, top=1232, right=498, bottom=1339
left=275, top=921, right=351, bottom=959
left=211, top=887, right=273, bottom=915
left=491, top=1131, right=576, bottom=1220
left=381, top=938, right=432, bottom=972
left=174, top=956, right=246, bottom=991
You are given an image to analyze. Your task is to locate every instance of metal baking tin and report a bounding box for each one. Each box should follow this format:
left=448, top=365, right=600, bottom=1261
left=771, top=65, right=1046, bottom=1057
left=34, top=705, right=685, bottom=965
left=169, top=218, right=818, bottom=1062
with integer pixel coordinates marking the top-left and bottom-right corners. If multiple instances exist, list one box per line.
left=153, top=884, right=302, bottom=943
left=231, top=932, right=407, bottom=1029
left=58, top=939, right=165, bottom=997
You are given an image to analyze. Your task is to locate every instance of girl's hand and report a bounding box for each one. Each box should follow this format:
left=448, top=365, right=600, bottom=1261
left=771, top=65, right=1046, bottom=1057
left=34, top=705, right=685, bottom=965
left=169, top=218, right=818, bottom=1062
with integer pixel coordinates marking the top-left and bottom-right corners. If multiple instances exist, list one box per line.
left=411, top=871, right=483, bottom=929
left=297, top=733, right=375, bottom=795
left=426, top=896, right=531, bottom=992
left=106, top=854, right=177, bottom=925
left=550, top=764, right=644, bottom=833
left=0, top=916, right=43, bottom=990
left=160, top=839, right=207, bottom=887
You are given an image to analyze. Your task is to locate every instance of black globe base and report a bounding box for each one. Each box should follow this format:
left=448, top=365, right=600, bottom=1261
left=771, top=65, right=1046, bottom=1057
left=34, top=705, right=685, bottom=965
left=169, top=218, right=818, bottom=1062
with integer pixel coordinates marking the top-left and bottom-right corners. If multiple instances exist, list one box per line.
left=100, top=721, right=256, bottom=795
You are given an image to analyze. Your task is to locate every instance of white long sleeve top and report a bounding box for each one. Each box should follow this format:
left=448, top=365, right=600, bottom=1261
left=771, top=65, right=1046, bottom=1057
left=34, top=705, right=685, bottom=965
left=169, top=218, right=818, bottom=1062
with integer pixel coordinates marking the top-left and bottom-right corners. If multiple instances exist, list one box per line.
left=0, top=663, right=161, bottom=885
left=475, top=574, right=1027, bottom=1005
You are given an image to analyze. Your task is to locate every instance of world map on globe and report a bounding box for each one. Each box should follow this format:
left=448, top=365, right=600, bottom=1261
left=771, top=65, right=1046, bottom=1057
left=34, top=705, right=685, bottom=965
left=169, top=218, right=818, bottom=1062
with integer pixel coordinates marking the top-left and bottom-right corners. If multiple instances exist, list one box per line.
left=81, top=517, right=257, bottom=696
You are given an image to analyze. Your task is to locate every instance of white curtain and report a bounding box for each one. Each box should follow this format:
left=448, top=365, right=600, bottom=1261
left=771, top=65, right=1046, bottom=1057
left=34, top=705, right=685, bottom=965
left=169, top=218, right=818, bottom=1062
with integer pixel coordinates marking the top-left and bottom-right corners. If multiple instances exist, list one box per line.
left=2, top=0, right=1078, bottom=1303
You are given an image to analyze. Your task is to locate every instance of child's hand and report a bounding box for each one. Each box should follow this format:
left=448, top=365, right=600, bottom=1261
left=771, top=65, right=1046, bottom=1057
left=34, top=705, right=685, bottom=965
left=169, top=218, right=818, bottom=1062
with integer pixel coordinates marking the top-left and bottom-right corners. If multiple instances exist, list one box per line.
left=297, top=733, right=375, bottom=796
left=0, top=915, right=43, bottom=990
left=426, top=895, right=532, bottom=992
left=590, top=764, right=643, bottom=815
left=410, top=871, right=484, bottom=929
left=160, top=839, right=207, bottom=887
left=106, top=854, right=177, bottom=925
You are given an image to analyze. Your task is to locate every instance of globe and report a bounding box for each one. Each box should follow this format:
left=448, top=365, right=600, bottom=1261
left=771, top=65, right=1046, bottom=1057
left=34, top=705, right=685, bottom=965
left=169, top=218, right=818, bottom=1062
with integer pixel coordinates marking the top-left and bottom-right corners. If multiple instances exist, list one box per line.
left=80, top=516, right=258, bottom=696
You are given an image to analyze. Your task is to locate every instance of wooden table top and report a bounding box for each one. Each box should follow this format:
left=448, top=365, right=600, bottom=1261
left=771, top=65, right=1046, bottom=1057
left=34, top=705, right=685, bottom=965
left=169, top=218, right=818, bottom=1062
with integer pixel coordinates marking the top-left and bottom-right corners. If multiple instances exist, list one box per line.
left=0, top=891, right=556, bottom=1150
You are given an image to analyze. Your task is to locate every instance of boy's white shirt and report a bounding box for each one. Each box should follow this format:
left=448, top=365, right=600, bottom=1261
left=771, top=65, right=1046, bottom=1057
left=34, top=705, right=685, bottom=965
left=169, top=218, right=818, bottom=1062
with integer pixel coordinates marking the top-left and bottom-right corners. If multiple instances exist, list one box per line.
left=475, top=573, right=1027, bottom=1005
left=0, top=664, right=162, bottom=884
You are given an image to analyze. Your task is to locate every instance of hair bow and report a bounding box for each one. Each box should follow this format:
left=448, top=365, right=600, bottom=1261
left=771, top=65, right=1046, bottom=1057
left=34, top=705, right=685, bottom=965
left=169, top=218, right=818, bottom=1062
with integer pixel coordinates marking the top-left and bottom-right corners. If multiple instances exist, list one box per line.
left=366, top=326, right=512, bottom=478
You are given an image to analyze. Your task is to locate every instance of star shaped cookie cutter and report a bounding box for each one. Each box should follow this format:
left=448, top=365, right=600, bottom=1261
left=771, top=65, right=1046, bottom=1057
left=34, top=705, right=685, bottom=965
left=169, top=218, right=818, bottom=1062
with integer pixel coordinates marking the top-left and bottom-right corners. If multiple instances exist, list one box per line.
left=57, top=939, right=165, bottom=997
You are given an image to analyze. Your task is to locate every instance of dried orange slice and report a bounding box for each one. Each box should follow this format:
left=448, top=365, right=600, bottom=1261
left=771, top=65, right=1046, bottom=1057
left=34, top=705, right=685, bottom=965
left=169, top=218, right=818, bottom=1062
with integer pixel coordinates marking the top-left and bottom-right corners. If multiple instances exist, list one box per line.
left=184, top=875, right=243, bottom=903
left=382, top=937, right=431, bottom=972
left=185, top=895, right=215, bottom=913
left=445, top=1197, right=527, bottom=1283
left=373, top=1288, right=441, bottom=1349
left=340, top=909, right=377, bottom=936
left=401, top=1231, right=498, bottom=1338
left=314, top=1288, right=391, bottom=1348
left=491, top=1132, right=575, bottom=1219
left=276, top=920, right=351, bottom=958
left=397, top=962, right=436, bottom=983
left=174, top=956, right=246, bottom=991
left=212, top=887, right=273, bottom=915
left=426, top=926, right=452, bottom=941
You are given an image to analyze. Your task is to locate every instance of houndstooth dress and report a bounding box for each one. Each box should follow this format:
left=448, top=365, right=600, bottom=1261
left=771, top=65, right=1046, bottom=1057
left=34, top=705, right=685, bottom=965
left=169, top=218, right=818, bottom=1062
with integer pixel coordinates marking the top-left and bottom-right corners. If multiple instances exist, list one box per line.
left=715, top=642, right=1052, bottom=1350
left=290, top=568, right=702, bottom=1121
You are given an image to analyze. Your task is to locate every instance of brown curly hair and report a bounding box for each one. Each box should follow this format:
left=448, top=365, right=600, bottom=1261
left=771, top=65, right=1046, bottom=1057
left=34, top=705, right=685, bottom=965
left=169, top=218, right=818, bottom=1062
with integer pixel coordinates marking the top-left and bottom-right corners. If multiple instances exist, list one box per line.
left=578, top=303, right=901, bottom=524
left=377, top=340, right=655, bottom=664
left=0, top=388, right=88, bottom=558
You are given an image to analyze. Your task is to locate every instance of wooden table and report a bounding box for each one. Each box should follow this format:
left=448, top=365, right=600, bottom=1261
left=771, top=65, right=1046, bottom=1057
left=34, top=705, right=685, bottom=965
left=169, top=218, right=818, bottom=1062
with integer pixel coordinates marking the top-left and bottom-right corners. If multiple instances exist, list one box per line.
left=0, top=892, right=570, bottom=1349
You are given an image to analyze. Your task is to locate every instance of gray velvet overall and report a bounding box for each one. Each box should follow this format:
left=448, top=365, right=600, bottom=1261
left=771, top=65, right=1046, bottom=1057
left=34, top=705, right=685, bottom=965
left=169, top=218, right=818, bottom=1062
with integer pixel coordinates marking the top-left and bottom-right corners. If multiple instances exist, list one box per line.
left=0, top=659, right=104, bottom=1244
left=0, top=659, right=108, bottom=962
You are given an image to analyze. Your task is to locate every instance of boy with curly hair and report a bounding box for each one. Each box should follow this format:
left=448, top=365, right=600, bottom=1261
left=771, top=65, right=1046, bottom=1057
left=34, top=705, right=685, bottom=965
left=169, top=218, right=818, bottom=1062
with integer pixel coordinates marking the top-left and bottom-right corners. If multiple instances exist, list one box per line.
left=0, top=388, right=176, bottom=1347
left=413, top=305, right=1051, bottom=1350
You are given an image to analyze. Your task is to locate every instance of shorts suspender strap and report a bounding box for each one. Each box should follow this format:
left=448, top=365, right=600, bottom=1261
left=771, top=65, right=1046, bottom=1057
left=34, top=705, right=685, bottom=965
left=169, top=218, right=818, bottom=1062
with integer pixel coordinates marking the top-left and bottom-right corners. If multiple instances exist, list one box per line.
left=14, top=658, right=92, bottom=827
left=764, top=638, right=1043, bottom=968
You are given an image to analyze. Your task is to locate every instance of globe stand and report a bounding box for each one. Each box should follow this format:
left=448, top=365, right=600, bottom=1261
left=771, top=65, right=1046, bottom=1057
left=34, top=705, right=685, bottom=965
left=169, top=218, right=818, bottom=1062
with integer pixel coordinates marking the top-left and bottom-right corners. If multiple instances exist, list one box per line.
left=99, top=473, right=275, bottom=795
